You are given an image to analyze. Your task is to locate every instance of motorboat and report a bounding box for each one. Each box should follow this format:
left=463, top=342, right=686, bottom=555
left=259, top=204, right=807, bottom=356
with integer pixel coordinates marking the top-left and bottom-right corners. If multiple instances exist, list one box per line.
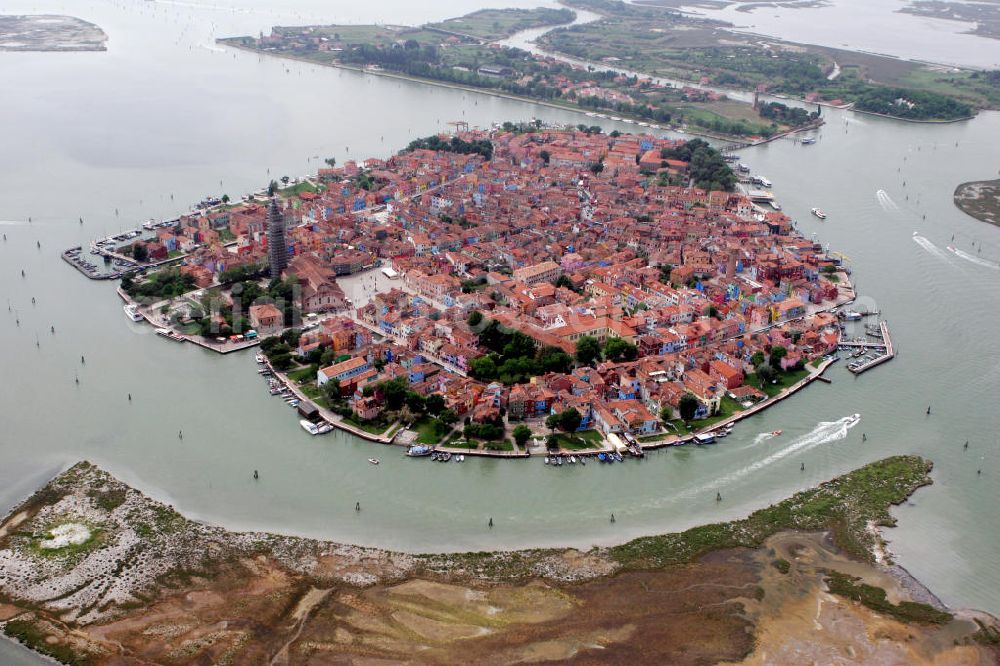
left=771, top=430, right=783, bottom=436
left=801, top=137, right=816, bottom=145
left=569, top=455, right=577, bottom=464
left=300, top=420, right=323, bottom=435
left=544, top=457, right=550, bottom=465
left=457, top=455, right=465, bottom=462
left=407, top=445, right=433, bottom=457
left=124, top=303, right=143, bottom=322
left=368, top=458, right=380, bottom=465
left=811, top=207, right=827, bottom=219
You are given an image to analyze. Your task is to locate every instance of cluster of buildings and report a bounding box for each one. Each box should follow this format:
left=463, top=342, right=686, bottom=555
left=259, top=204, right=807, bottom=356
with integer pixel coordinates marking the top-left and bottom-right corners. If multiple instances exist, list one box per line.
left=151, top=128, right=849, bottom=435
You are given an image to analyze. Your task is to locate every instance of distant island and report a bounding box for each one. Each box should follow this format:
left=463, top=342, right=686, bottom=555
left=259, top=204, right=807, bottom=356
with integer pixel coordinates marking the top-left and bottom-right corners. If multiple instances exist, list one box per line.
left=954, top=178, right=1000, bottom=227
left=219, top=6, right=823, bottom=141
left=0, top=15, right=106, bottom=52
left=545, top=0, right=984, bottom=121
left=1, top=457, right=998, bottom=664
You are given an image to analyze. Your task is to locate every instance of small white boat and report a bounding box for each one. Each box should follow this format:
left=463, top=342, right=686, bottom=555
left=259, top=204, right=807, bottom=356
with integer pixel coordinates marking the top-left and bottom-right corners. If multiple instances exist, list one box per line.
left=124, top=303, right=143, bottom=322
left=457, top=455, right=465, bottom=462
left=255, top=353, right=265, bottom=363
left=801, top=137, right=816, bottom=145
left=811, top=207, right=827, bottom=219
left=300, top=420, right=330, bottom=436
left=368, top=458, right=380, bottom=465
left=569, top=455, right=577, bottom=463
left=544, top=457, right=550, bottom=465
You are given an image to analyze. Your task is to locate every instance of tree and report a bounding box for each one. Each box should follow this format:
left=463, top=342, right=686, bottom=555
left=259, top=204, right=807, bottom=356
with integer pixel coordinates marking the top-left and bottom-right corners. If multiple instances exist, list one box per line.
left=439, top=408, right=458, bottom=426
left=757, top=364, right=776, bottom=386
left=769, top=345, right=787, bottom=370
left=750, top=351, right=766, bottom=368
left=558, top=407, right=582, bottom=433
left=381, top=377, right=408, bottom=410
left=679, top=393, right=699, bottom=422
left=545, top=414, right=560, bottom=432
left=512, top=424, right=532, bottom=448
left=554, top=274, right=574, bottom=290
left=221, top=194, right=230, bottom=204
left=575, top=335, right=601, bottom=366
left=132, top=243, right=149, bottom=263
left=280, top=175, right=290, bottom=185
left=467, top=310, right=483, bottom=328
left=267, top=180, right=279, bottom=196
left=469, top=355, right=497, bottom=380
left=324, top=157, right=337, bottom=167
left=425, top=393, right=446, bottom=416
left=322, top=378, right=341, bottom=404
left=604, top=337, right=637, bottom=362
left=659, top=406, right=673, bottom=424
left=405, top=391, right=426, bottom=413
left=539, top=149, right=550, bottom=164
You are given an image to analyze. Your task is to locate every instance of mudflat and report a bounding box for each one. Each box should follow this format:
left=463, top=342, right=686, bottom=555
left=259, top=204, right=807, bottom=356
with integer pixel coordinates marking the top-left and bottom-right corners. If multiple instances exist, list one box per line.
left=955, top=179, right=1000, bottom=227
left=0, top=15, right=107, bottom=52
left=0, top=460, right=998, bottom=664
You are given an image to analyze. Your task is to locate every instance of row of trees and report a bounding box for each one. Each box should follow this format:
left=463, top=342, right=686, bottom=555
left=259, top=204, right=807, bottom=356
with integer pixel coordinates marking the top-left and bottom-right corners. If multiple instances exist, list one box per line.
left=406, top=134, right=494, bottom=160
left=853, top=87, right=972, bottom=121
left=122, top=268, right=194, bottom=300
left=758, top=101, right=819, bottom=127
left=573, top=334, right=638, bottom=366
left=468, top=317, right=574, bottom=383
left=660, top=138, right=736, bottom=191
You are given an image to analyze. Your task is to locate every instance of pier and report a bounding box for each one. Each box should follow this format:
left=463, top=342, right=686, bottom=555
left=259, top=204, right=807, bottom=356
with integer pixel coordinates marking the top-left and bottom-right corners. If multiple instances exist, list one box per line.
left=840, top=320, right=895, bottom=374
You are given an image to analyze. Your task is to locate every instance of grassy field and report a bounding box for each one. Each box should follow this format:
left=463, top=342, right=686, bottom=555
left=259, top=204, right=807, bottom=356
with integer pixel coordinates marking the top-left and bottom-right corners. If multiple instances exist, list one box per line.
left=551, top=429, right=604, bottom=450
left=412, top=416, right=447, bottom=445
left=607, top=455, right=934, bottom=568
left=426, top=7, right=574, bottom=42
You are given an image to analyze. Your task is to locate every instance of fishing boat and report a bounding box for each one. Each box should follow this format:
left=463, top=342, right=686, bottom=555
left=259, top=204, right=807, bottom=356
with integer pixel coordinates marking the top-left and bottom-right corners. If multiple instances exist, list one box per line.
left=811, top=207, right=827, bottom=219
left=406, top=445, right=433, bottom=457
left=368, top=458, right=380, bottom=465
left=123, top=303, right=143, bottom=322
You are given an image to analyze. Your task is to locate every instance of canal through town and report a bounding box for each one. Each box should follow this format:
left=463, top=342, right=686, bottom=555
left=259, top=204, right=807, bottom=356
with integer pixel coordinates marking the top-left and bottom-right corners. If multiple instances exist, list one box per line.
left=1, top=4, right=999, bottom=661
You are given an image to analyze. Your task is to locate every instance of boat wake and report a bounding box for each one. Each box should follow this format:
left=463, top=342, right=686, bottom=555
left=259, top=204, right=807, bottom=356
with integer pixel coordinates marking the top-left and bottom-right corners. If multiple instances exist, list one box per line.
left=753, top=432, right=778, bottom=445
left=948, top=246, right=1000, bottom=270
left=712, top=415, right=861, bottom=488
left=875, top=189, right=899, bottom=212
left=912, top=233, right=950, bottom=262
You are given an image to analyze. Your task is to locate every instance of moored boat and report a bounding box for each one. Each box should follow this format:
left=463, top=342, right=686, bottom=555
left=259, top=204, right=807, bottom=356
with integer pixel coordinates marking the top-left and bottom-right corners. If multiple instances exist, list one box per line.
left=407, top=445, right=432, bottom=457
left=124, top=303, right=143, bottom=322
left=811, top=207, right=827, bottom=219
left=300, top=419, right=322, bottom=435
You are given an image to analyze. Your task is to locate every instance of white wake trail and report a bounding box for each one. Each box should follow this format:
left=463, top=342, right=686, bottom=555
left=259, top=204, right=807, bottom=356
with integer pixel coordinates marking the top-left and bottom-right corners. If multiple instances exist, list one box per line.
left=912, top=233, right=950, bottom=262
left=949, top=246, right=1000, bottom=270
left=875, top=189, right=899, bottom=212
left=712, top=415, right=861, bottom=488
left=753, top=432, right=777, bottom=445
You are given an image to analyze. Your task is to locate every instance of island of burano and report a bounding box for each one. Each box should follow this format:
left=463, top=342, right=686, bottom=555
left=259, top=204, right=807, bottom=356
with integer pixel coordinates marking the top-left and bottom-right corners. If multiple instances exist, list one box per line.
left=2, top=0, right=1000, bottom=664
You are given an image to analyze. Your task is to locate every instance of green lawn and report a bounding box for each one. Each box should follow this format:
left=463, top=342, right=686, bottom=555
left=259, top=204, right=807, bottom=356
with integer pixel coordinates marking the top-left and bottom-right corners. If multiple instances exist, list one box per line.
left=745, top=367, right=811, bottom=398
left=551, top=430, right=603, bottom=450
left=412, top=416, right=447, bottom=445
left=343, top=414, right=392, bottom=434
left=287, top=366, right=316, bottom=384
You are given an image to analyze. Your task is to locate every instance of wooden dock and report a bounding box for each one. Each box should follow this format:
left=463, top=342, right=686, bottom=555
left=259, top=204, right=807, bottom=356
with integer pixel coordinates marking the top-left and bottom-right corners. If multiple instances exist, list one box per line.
left=846, top=320, right=895, bottom=375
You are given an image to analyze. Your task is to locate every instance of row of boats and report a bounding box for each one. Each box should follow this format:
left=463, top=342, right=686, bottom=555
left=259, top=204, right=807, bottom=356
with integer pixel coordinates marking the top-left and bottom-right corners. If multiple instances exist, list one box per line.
left=404, top=446, right=465, bottom=462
